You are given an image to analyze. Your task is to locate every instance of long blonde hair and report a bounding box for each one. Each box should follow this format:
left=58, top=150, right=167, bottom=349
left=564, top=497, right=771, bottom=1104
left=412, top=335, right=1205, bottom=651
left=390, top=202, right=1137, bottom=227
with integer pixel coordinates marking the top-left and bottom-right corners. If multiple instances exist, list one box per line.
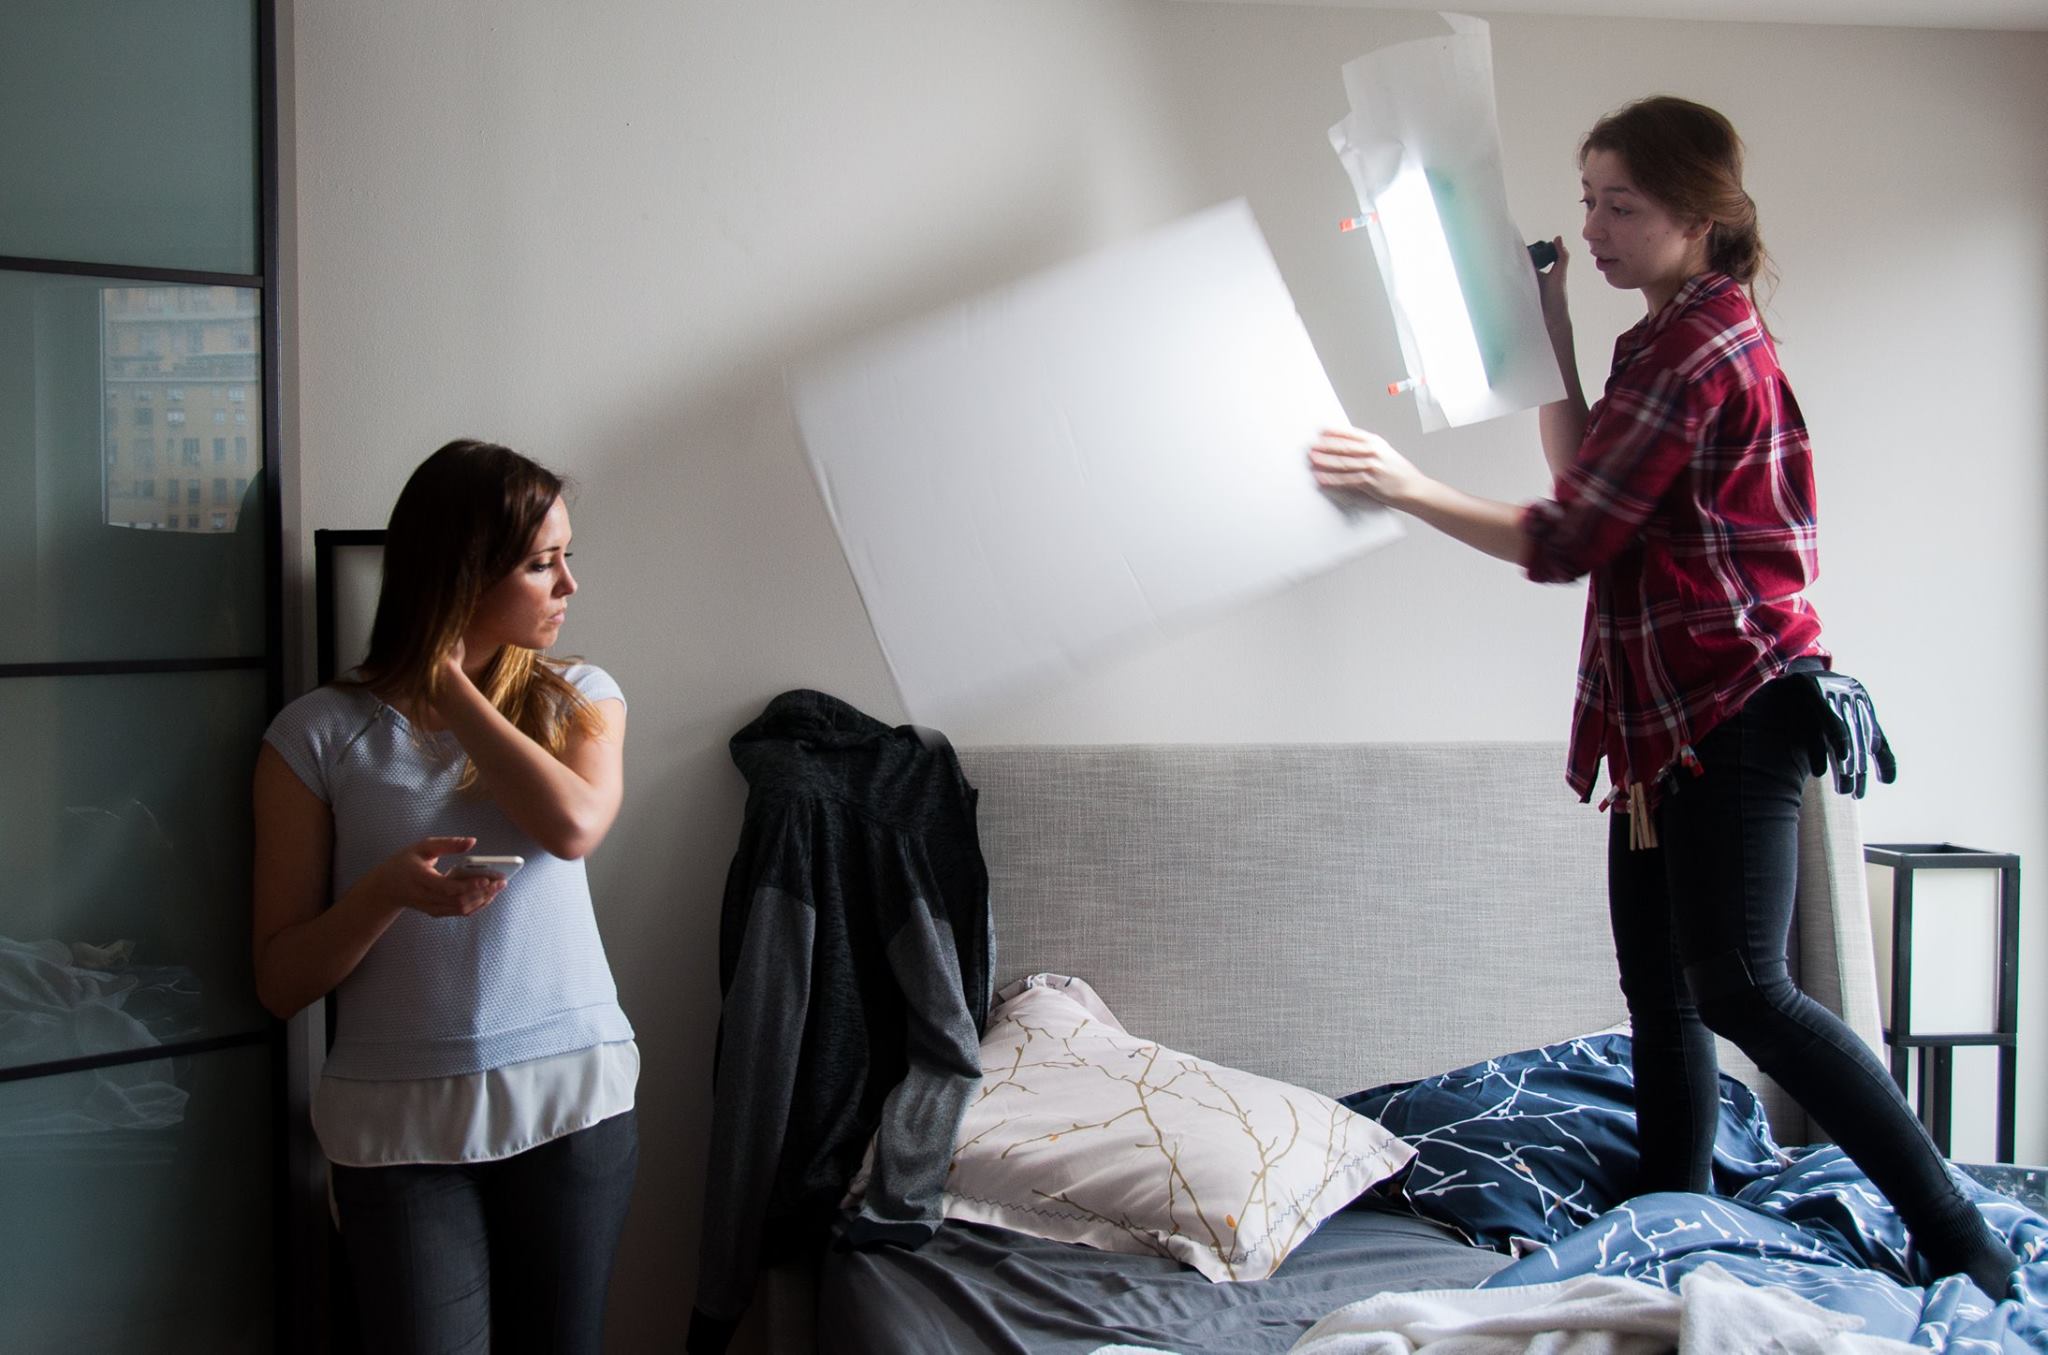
left=354, top=438, right=602, bottom=785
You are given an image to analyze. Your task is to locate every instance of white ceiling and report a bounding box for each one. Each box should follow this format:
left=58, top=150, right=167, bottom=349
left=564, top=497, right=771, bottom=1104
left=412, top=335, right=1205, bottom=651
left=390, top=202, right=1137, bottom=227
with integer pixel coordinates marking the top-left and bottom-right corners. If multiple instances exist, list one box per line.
left=1173, top=0, right=2048, bottom=31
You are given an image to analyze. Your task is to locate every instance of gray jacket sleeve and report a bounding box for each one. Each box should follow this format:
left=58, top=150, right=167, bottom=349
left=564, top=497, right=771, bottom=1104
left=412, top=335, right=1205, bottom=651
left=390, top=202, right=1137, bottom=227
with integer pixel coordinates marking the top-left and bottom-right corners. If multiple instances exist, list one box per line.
left=840, top=899, right=984, bottom=1247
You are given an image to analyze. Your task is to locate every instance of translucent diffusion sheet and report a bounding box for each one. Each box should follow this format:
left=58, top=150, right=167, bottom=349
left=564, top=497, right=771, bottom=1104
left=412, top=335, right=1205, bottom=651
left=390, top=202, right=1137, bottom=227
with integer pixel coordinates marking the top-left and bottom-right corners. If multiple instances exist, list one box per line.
left=790, top=199, right=1403, bottom=726
left=1328, top=13, right=1563, bottom=431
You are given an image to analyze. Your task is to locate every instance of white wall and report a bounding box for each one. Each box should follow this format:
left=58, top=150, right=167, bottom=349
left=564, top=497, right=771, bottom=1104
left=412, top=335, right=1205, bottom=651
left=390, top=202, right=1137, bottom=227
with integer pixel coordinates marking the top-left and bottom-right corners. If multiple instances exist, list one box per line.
left=287, top=2, right=2048, bottom=1345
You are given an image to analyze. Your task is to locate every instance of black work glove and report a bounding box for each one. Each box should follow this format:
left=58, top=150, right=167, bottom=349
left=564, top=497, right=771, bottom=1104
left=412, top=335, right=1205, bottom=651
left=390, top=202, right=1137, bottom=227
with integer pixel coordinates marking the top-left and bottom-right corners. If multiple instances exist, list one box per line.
left=1795, top=670, right=1897, bottom=798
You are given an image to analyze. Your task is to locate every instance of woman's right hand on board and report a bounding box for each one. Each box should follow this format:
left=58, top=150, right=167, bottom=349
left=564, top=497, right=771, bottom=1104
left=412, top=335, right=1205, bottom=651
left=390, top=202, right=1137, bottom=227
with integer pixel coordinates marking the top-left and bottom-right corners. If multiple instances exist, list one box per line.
left=373, top=835, right=506, bottom=919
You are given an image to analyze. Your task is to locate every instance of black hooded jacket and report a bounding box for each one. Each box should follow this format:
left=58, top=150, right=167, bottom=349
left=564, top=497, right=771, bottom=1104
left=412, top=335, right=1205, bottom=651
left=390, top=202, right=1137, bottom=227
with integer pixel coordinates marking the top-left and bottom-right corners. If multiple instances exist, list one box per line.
left=687, top=690, right=991, bottom=1353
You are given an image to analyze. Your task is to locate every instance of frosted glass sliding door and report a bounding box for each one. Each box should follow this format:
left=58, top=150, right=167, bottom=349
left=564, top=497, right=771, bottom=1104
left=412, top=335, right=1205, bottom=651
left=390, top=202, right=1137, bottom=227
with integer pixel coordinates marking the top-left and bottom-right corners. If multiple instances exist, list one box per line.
left=0, top=2, right=283, bottom=1351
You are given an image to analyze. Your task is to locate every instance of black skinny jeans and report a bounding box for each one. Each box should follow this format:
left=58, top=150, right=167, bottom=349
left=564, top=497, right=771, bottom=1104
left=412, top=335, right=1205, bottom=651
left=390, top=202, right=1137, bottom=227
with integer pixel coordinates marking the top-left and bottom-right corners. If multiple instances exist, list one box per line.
left=330, top=1108, right=639, bottom=1355
left=1607, top=674, right=1989, bottom=1268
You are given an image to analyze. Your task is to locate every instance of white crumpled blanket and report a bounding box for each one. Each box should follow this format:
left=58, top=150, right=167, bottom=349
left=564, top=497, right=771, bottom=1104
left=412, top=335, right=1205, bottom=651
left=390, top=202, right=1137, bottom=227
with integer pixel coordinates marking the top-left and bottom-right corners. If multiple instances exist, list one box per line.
left=1092, top=1263, right=1920, bottom=1355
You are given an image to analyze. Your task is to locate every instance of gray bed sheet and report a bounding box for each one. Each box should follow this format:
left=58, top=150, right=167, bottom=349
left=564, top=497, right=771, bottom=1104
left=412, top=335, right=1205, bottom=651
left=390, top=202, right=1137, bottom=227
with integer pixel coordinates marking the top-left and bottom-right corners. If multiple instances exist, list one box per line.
left=816, top=1205, right=1509, bottom=1354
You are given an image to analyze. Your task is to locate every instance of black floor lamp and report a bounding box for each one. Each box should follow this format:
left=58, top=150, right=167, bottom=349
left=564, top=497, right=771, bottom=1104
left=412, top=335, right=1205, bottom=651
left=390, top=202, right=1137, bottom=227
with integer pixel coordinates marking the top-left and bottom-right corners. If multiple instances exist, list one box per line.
left=1864, top=843, right=2021, bottom=1163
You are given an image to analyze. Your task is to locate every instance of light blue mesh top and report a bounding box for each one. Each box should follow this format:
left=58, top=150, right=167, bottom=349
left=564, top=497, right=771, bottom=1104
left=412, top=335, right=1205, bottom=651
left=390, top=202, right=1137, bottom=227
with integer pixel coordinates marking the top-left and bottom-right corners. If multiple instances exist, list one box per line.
left=263, top=663, right=634, bottom=1080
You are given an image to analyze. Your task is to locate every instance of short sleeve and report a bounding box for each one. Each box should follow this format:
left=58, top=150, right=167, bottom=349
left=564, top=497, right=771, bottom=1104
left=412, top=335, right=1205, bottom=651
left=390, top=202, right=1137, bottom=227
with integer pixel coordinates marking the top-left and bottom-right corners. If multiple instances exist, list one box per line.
left=563, top=662, right=625, bottom=712
left=262, top=688, right=347, bottom=804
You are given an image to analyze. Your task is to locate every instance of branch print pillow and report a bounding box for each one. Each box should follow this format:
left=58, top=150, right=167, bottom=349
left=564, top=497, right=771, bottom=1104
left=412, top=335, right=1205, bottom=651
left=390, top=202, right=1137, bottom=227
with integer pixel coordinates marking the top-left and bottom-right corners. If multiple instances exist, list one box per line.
left=847, top=972, right=1414, bottom=1282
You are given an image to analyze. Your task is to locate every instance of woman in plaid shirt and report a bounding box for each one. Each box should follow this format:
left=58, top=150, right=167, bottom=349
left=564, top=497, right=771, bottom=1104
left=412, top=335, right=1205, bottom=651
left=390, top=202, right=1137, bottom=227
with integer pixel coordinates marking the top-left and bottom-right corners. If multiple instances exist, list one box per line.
left=1310, top=96, right=2017, bottom=1299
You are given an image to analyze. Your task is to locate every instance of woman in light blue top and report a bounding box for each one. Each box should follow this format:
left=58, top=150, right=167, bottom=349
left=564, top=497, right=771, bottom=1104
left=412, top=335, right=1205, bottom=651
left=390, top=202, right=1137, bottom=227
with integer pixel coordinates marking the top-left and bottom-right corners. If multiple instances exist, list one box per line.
left=254, top=439, right=637, bottom=1355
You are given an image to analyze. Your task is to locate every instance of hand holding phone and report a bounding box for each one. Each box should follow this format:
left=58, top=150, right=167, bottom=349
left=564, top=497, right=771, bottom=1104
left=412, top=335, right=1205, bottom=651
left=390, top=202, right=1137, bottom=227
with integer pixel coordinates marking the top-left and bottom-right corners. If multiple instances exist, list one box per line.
left=436, top=853, right=526, bottom=883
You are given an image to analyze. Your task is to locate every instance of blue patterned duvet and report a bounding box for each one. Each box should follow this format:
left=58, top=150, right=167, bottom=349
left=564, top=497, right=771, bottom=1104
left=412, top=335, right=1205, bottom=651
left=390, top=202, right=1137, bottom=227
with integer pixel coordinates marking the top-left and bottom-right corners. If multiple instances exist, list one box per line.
left=1483, top=1146, right=2048, bottom=1351
left=1341, top=1032, right=2048, bottom=1351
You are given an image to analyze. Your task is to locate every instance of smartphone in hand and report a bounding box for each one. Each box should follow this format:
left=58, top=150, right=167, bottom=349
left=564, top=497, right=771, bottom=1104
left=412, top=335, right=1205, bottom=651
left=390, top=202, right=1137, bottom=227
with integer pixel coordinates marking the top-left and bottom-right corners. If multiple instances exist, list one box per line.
left=437, top=853, right=526, bottom=883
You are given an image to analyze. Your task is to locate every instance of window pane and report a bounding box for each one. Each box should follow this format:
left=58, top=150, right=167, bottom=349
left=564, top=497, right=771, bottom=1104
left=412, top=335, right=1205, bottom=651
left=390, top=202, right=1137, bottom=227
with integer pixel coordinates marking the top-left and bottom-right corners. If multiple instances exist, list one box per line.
left=0, top=1044, right=274, bottom=1353
left=0, top=0, right=259, bottom=275
left=0, top=671, right=269, bottom=1075
left=0, top=270, right=266, bottom=664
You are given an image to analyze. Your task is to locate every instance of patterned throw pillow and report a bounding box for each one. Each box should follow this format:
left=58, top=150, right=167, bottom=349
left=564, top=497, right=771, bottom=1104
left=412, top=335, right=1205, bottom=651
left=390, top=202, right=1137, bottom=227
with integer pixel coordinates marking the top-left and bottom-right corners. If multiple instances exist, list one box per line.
left=1341, top=1031, right=1786, bottom=1255
left=848, top=973, right=1415, bottom=1282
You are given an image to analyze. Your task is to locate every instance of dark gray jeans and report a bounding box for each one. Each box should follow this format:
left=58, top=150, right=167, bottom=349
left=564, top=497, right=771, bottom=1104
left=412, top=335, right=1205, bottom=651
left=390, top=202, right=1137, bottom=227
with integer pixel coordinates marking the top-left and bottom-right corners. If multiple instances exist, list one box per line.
left=1607, top=674, right=2000, bottom=1284
left=331, top=1109, right=639, bottom=1355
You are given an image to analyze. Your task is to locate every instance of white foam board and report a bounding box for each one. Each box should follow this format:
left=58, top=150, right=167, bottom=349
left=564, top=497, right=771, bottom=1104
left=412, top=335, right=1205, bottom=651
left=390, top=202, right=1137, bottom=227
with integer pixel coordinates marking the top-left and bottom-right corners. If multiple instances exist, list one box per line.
left=791, top=198, right=1402, bottom=725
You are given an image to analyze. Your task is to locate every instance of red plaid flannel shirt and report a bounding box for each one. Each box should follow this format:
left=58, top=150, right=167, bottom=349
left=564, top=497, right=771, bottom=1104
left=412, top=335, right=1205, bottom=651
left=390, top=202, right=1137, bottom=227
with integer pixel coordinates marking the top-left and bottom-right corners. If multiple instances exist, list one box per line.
left=1523, top=272, right=1827, bottom=810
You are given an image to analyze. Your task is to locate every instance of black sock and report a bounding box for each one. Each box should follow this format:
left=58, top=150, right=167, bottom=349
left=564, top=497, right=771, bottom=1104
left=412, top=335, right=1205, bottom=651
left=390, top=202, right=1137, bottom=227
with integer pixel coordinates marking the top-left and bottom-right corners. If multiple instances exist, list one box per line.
left=1919, top=1217, right=2020, bottom=1300
left=1963, top=1237, right=2021, bottom=1300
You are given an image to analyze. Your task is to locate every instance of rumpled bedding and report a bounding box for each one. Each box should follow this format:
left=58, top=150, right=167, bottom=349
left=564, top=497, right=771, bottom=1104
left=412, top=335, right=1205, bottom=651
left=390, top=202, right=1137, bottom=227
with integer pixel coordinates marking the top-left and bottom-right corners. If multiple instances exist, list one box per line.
left=1483, top=1145, right=2048, bottom=1352
left=1086, top=1142, right=2047, bottom=1354
left=1283, top=1262, right=1919, bottom=1353
left=0, top=935, right=198, bottom=1134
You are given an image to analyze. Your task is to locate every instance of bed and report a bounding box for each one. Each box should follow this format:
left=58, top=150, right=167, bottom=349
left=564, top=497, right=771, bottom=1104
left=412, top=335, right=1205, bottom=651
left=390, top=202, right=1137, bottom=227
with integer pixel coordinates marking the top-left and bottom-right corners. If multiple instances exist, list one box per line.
left=747, top=741, right=2043, bottom=1353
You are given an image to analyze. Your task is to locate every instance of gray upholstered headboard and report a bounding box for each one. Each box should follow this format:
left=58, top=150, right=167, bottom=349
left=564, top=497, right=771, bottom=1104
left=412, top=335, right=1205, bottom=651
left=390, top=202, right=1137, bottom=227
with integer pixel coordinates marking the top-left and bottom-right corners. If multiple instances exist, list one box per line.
left=954, top=740, right=1883, bottom=1146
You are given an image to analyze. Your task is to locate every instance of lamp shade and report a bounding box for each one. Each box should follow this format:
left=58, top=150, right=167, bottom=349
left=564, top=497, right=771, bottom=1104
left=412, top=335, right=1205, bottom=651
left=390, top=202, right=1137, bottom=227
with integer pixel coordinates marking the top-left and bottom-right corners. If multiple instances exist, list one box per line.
left=1863, top=843, right=2018, bottom=1041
